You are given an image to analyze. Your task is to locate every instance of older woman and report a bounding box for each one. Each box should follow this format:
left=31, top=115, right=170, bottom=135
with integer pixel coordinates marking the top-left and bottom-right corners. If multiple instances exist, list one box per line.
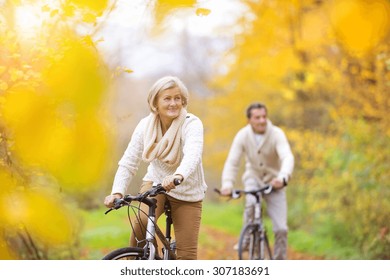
left=104, top=76, right=207, bottom=260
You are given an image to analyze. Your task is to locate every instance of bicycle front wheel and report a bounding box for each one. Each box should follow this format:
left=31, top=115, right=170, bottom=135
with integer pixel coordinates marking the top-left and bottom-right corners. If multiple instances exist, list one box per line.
left=102, top=247, right=146, bottom=260
left=238, top=224, right=272, bottom=260
left=238, top=224, right=257, bottom=260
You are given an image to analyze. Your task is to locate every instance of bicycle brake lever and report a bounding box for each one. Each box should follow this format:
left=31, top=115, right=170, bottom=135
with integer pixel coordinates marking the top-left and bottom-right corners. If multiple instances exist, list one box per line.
left=107, top=198, right=128, bottom=213
left=232, top=190, right=241, bottom=199
left=104, top=195, right=133, bottom=215
left=263, top=185, right=273, bottom=194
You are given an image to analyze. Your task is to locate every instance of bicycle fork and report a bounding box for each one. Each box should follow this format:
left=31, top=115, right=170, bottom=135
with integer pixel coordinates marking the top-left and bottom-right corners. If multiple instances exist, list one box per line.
left=143, top=200, right=159, bottom=260
left=143, top=198, right=176, bottom=260
left=254, top=199, right=266, bottom=259
left=163, top=200, right=175, bottom=260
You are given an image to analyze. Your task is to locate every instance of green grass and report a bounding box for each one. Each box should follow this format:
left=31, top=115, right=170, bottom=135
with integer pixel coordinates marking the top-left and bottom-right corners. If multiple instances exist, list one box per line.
left=288, top=229, right=362, bottom=259
left=201, top=200, right=244, bottom=236
left=78, top=206, right=132, bottom=259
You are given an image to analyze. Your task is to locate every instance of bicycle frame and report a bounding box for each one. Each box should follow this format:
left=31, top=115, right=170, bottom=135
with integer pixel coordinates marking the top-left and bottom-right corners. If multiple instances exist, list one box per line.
left=215, top=185, right=273, bottom=260
left=145, top=198, right=176, bottom=260
left=250, top=190, right=269, bottom=259
left=105, top=184, right=177, bottom=260
left=134, top=197, right=177, bottom=260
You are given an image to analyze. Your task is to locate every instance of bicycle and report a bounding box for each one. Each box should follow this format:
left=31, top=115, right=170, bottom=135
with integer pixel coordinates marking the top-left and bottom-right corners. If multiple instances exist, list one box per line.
left=215, top=185, right=273, bottom=260
left=102, top=179, right=181, bottom=260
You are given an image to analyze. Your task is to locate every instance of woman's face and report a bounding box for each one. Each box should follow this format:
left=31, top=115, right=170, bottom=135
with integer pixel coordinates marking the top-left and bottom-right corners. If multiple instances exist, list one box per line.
left=156, top=87, right=183, bottom=120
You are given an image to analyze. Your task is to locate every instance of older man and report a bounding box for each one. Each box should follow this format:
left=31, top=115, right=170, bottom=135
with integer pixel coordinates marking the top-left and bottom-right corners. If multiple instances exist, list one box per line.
left=220, top=102, right=294, bottom=259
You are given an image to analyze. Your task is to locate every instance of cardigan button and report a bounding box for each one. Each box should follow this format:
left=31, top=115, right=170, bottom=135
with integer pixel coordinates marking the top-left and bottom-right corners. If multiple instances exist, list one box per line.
left=260, top=163, right=263, bottom=166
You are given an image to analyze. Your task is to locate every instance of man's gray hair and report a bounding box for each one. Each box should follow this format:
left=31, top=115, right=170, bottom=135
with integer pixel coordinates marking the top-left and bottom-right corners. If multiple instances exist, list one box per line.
left=246, top=102, right=267, bottom=119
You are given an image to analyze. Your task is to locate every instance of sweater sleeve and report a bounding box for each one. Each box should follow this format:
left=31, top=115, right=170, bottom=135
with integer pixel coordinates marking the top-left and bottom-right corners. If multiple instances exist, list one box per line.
left=274, top=128, right=294, bottom=183
left=175, top=116, right=204, bottom=181
left=111, top=120, right=144, bottom=195
left=221, top=130, right=245, bottom=190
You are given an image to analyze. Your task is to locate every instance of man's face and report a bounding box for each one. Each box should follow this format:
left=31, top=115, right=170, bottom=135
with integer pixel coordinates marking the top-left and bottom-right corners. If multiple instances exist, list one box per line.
left=248, top=108, right=267, bottom=134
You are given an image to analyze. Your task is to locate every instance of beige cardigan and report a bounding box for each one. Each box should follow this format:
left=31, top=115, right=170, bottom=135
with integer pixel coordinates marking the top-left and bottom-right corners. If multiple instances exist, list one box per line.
left=221, top=120, right=294, bottom=190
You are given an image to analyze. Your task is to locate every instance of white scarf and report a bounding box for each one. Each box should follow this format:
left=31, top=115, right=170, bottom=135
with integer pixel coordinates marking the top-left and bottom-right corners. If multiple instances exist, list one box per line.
left=142, top=109, right=187, bottom=166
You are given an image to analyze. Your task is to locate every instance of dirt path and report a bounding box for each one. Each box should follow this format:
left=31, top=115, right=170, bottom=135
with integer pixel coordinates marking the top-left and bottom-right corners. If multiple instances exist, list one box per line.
left=198, top=226, right=321, bottom=260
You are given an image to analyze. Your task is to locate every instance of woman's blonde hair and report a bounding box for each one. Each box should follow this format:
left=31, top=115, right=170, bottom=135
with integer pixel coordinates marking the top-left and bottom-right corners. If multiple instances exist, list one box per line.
left=147, top=76, right=189, bottom=113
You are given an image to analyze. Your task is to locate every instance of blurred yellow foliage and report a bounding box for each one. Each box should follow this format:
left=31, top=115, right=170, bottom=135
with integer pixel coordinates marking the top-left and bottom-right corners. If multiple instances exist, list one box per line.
left=68, top=0, right=108, bottom=13
left=152, top=0, right=196, bottom=34
left=43, top=39, right=107, bottom=113
left=1, top=38, right=111, bottom=192
left=64, top=0, right=108, bottom=21
left=329, top=0, right=390, bottom=57
left=2, top=188, right=76, bottom=246
left=0, top=0, right=112, bottom=259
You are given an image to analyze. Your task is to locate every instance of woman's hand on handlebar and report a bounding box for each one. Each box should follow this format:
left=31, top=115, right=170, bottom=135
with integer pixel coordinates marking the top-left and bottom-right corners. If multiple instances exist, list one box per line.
left=104, top=193, right=123, bottom=208
left=162, top=174, right=183, bottom=192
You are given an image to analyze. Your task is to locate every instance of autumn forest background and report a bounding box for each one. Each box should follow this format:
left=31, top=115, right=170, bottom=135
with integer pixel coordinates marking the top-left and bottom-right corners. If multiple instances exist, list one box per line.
left=0, top=0, right=389, bottom=260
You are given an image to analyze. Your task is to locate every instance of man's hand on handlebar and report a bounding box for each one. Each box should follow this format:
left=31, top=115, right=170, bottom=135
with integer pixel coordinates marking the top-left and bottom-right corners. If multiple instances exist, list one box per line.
left=220, top=188, right=232, bottom=196
left=270, top=178, right=285, bottom=189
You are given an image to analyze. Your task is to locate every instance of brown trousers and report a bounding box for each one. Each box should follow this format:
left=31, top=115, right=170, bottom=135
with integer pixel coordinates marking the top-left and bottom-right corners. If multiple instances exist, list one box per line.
left=130, top=181, right=202, bottom=260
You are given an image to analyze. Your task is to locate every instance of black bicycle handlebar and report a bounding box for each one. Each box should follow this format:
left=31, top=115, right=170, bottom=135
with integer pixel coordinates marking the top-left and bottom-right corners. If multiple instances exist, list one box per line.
left=105, top=179, right=182, bottom=214
left=214, top=185, right=273, bottom=199
left=173, top=178, right=182, bottom=186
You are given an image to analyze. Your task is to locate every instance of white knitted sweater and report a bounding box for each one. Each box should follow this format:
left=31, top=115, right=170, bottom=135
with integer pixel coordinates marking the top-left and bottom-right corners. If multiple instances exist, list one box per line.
left=222, top=120, right=294, bottom=190
left=111, top=113, right=207, bottom=202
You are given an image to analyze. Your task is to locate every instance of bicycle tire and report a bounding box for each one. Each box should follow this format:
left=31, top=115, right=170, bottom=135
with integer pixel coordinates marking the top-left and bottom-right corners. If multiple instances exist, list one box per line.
left=102, top=247, right=147, bottom=260
left=238, top=224, right=272, bottom=260
left=238, top=224, right=256, bottom=260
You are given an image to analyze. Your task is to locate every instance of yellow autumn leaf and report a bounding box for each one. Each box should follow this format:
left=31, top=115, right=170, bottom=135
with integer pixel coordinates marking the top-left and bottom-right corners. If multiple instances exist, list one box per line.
left=63, top=3, right=75, bottom=17
left=50, top=9, right=59, bottom=17
left=67, top=0, right=108, bottom=15
left=82, top=35, right=95, bottom=47
left=82, top=12, right=96, bottom=23
left=195, top=8, right=211, bottom=17
left=123, top=68, right=133, bottom=73
left=154, top=0, right=196, bottom=26
left=41, top=4, right=50, bottom=12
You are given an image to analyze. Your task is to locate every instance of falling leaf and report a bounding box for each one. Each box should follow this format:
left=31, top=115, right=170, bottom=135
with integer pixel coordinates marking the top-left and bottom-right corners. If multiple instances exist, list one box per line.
left=123, top=68, right=133, bottom=73
left=41, top=4, right=50, bottom=12
left=195, top=8, right=211, bottom=17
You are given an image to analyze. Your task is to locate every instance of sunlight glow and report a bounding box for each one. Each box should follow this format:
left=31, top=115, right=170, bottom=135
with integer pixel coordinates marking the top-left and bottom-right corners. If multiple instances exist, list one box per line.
left=14, top=4, right=44, bottom=38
